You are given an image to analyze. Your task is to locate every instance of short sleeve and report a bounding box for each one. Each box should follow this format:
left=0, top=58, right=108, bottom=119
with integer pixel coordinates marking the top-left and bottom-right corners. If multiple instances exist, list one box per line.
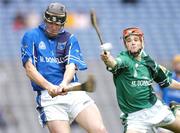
left=21, top=32, right=34, bottom=66
left=153, top=65, right=172, bottom=88
left=64, top=35, right=87, bottom=70
left=143, top=55, right=172, bottom=88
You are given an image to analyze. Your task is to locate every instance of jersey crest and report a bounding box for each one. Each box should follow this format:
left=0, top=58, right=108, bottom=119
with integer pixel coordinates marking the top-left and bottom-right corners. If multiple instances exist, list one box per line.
left=57, top=42, right=66, bottom=50
left=38, top=41, right=46, bottom=50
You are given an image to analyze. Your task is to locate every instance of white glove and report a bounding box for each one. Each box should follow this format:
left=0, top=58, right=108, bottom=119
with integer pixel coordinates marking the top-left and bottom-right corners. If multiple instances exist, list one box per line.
left=100, top=43, right=113, bottom=51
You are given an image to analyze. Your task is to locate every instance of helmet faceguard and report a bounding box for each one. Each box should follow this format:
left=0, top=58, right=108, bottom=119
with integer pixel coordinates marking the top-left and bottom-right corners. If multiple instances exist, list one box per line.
left=122, top=27, right=144, bottom=57
left=44, top=2, right=67, bottom=25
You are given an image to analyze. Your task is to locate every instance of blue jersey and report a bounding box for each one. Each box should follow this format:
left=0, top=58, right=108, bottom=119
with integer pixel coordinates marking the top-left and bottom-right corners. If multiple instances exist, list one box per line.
left=21, top=23, right=87, bottom=91
left=161, top=73, right=180, bottom=105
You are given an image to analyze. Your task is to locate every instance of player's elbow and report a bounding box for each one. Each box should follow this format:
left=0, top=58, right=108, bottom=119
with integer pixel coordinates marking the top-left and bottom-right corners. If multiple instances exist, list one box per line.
left=24, top=61, right=36, bottom=78
left=66, top=63, right=76, bottom=71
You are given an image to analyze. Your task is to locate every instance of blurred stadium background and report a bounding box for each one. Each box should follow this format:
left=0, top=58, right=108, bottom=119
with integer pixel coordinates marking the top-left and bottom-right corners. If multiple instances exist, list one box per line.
left=0, top=0, right=179, bottom=133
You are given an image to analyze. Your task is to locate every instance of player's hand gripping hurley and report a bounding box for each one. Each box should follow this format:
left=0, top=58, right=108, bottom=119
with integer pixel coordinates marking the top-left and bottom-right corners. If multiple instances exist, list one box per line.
left=50, top=75, right=95, bottom=98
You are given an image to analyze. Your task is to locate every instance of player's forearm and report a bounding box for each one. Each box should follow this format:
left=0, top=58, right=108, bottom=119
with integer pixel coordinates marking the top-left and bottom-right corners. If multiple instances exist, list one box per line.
left=24, top=60, right=53, bottom=90
left=104, top=58, right=117, bottom=69
left=61, top=63, right=76, bottom=85
left=168, top=79, right=180, bottom=90
left=101, top=52, right=117, bottom=69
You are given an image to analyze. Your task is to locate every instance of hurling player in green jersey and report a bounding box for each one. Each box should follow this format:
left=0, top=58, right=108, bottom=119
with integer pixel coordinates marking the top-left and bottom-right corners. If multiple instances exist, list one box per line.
left=101, top=27, right=180, bottom=133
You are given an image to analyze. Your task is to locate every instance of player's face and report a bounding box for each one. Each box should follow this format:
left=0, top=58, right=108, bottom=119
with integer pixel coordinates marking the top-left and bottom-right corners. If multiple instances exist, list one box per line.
left=45, top=22, right=63, bottom=37
left=125, top=35, right=142, bottom=54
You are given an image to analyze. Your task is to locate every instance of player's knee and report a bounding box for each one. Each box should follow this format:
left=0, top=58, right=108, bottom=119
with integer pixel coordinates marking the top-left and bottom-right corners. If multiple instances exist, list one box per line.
left=87, top=124, right=106, bottom=133
left=92, top=125, right=107, bottom=133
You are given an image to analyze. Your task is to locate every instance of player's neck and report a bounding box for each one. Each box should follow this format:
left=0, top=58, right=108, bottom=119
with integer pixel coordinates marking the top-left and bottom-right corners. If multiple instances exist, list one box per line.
left=135, top=55, right=141, bottom=61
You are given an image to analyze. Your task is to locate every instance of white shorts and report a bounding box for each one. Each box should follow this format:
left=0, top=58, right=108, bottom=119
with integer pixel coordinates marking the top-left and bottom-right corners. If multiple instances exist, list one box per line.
left=121, top=99, right=175, bottom=133
left=36, top=90, right=94, bottom=127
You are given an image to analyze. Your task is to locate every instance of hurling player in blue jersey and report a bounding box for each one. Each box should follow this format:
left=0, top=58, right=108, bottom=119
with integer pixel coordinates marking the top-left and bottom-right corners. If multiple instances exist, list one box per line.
left=21, top=2, right=107, bottom=133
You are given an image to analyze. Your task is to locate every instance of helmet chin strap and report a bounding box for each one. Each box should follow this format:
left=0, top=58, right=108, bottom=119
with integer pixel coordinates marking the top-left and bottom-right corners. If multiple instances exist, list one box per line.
left=129, top=37, right=144, bottom=57
left=45, top=24, right=64, bottom=38
left=45, top=31, right=57, bottom=39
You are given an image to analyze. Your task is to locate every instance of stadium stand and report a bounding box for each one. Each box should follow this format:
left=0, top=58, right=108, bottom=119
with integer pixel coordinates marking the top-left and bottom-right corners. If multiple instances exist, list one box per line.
left=0, top=0, right=179, bottom=132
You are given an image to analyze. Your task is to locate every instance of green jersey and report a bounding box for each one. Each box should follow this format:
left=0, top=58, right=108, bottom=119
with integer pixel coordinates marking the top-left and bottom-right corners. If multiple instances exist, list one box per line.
left=109, top=51, right=172, bottom=114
